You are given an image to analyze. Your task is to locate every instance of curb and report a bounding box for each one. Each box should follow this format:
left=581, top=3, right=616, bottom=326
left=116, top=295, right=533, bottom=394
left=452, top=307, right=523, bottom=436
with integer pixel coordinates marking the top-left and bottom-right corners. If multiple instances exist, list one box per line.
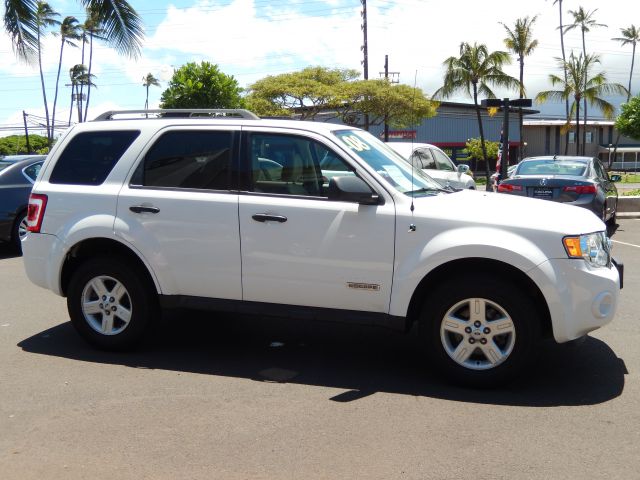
left=618, top=212, right=640, bottom=219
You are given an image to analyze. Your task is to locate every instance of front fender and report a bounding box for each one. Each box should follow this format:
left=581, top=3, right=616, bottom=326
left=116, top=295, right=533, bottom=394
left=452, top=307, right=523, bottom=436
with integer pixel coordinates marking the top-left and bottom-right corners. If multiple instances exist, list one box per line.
left=389, top=226, right=550, bottom=317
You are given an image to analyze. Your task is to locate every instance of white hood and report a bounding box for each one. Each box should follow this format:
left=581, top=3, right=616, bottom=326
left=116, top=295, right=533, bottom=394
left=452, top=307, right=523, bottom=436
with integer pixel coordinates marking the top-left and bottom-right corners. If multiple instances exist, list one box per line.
left=407, top=189, right=605, bottom=236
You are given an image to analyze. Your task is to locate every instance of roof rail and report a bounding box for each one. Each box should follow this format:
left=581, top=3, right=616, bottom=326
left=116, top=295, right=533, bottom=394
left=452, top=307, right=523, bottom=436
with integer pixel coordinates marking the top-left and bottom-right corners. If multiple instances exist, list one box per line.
left=93, top=109, right=260, bottom=121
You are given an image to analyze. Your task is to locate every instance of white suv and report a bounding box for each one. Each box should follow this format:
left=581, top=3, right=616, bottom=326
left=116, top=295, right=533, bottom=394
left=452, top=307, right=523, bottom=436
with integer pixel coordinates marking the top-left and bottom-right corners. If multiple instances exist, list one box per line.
left=22, top=109, right=622, bottom=387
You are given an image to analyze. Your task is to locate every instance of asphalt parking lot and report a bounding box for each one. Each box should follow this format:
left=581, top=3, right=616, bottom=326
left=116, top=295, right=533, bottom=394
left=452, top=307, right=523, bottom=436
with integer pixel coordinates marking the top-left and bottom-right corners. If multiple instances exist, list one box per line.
left=1, top=221, right=639, bottom=479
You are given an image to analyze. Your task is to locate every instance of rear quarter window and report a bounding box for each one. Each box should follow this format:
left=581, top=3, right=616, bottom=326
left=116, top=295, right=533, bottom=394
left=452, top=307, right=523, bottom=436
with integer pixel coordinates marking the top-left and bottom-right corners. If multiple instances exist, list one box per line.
left=49, top=130, right=140, bottom=185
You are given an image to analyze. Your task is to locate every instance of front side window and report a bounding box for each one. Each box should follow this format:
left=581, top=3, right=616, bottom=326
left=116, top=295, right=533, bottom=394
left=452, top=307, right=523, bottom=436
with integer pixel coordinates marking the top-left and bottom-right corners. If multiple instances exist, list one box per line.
left=411, top=149, right=435, bottom=169
left=50, top=130, right=140, bottom=185
left=136, top=130, right=233, bottom=190
left=431, top=149, right=455, bottom=172
left=249, top=133, right=354, bottom=197
left=333, top=130, right=442, bottom=196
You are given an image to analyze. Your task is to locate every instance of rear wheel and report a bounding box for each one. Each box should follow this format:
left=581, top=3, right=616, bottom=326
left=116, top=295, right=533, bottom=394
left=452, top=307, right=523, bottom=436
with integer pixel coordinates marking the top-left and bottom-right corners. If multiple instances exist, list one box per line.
left=11, top=211, right=28, bottom=251
left=419, top=274, right=540, bottom=387
left=67, top=257, right=157, bottom=350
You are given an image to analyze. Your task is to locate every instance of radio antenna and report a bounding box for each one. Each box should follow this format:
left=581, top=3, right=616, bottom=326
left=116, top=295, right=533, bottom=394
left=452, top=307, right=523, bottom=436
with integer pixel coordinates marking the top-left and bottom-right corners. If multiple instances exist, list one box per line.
left=409, top=70, right=418, bottom=232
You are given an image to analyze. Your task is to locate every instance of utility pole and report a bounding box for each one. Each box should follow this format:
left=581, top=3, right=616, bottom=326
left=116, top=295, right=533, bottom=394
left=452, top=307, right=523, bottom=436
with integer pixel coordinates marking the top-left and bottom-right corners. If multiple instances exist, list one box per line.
left=361, top=0, right=369, bottom=130
left=22, top=111, right=31, bottom=154
left=379, top=55, right=400, bottom=142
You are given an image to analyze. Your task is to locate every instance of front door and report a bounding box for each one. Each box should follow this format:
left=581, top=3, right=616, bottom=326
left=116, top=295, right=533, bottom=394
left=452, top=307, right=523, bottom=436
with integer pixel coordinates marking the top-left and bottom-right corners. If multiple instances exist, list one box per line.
left=239, top=130, right=395, bottom=313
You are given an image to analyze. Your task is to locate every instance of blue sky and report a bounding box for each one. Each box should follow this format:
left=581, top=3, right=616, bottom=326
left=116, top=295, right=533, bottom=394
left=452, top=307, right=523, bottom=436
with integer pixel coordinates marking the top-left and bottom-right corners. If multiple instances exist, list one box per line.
left=0, top=0, right=638, bottom=139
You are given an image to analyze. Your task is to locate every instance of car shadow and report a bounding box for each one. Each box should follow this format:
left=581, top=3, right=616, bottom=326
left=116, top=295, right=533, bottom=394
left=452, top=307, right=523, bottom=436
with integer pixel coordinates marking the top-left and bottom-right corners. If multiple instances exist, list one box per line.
left=0, top=242, right=20, bottom=260
left=17, top=310, right=627, bottom=407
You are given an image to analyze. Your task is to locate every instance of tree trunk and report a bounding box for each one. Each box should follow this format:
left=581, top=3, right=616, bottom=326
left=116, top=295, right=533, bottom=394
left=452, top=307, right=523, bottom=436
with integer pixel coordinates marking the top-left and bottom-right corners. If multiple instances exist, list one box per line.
left=611, top=41, right=636, bottom=168
left=575, top=99, right=581, bottom=156
left=473, top=85, right=490, bottom=186
left=519, top=55, right=524, bottom=161
left=84, top=33, right=94, bottom=122
left=37, top=29, right=51, bottom=146
left=52, top=40, right=65, bottom=143
left=558, top=1, right=570, bottom=155
left=68, top=84, right=74, bottom=126
left=582, top=32, right=588, bottom=155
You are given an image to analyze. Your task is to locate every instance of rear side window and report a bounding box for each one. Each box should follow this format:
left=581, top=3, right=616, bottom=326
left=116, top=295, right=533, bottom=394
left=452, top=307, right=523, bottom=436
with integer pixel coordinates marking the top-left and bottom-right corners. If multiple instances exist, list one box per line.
left=49, top=130, right=140, bottom=185
left=135, top=131, right=233, bottom=190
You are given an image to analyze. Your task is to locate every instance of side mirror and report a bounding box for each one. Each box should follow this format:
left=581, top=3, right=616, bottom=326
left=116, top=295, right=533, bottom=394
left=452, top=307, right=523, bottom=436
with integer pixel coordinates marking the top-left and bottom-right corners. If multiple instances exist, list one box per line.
left=457, top=164, right=470, bottom=174
left=610, top=174, right=621, bottom=182
left=328, top=176, right=380, bottom=205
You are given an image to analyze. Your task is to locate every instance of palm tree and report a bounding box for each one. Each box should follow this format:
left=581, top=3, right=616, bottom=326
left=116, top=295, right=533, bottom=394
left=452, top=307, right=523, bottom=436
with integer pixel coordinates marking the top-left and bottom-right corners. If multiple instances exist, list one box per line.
left=80, top=8, right=106, bottom=122
left=564, top=7, right=607, bottom=154
left=549, top=0, right=570, bottom=153
left=68, top=64, right=95, bottom=125
left=4, top=0, right=143, bottom=63
left=143, top=73, right=161, bottom=111
left=536, top=53, right=627, bottom=155
left=500, top=15, right=538, bottom=160
left=610, top=25, right=640, bottom=166
left=434, top=42, right=520, bottom=184
left=51, top=16, right=81, bottom=139
left=34, top=2, right=59, bottom=146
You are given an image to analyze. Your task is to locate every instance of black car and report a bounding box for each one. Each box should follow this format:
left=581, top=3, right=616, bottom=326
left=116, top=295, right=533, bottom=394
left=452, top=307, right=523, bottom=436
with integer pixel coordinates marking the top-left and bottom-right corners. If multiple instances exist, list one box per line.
left=497, top=155, right=618, bottom=231
left=0, top=155, right=46, bottom=250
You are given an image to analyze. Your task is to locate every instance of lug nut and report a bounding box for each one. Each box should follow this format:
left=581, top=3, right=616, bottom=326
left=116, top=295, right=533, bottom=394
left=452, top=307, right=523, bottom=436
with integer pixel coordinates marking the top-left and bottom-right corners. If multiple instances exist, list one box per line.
left=465, top=327, right=472, bottom=333
left=99, top=303, right=103, bottom=309
left=474, top=321, right=481, bottom=328
left=483, top=327, right=491, bottom=334
left=109, top=297, right=115, bottom=303
left=468, top=338, right=475, bottom=344
left=105, top=311, right=111, bottom=316
left=480, top=338, right=487, bottom=345
left=111, top=306, right=117, bottom=312
left=102, top=295, right=107, bottom=301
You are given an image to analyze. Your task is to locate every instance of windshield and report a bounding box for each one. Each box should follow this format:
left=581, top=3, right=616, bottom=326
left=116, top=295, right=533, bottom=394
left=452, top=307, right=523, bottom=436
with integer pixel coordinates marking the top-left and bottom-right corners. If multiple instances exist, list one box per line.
left=332, top=130, right=444, bottom=196
left=517, top=160, right=587, bottom=176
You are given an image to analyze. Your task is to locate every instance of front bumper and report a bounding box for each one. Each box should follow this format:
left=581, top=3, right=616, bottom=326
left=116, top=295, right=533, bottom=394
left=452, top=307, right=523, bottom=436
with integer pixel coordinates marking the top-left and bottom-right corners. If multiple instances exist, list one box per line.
left=528, top=257, right=620, bottom=343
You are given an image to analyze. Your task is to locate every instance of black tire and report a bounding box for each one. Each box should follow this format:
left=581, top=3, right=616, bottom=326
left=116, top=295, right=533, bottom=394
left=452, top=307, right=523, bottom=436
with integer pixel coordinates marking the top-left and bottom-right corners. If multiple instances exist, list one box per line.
left=67, top=256, right=157, bottom=350
left=11, top=210, right=27, bottom=252
left=419, top=273, right=540, bottom=388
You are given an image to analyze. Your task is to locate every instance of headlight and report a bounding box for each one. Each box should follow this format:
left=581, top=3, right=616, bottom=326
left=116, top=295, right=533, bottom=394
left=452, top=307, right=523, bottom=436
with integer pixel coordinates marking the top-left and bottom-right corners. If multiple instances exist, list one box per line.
left=563, top=232, right=611, bottom=267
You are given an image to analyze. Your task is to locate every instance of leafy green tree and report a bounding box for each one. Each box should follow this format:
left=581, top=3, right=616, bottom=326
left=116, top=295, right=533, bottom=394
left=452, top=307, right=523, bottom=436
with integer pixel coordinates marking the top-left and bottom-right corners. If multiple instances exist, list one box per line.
left=0, top=134, right=49, bottom=155
left=4, top=0, right=143, bottom=63
left=465, top=138, right=499, bottom=161
left=501, top=15, right=538, bottom=160
left=68, top=63, right=95, bottom=124
left=615, top=95, right=640, bottom=140
left=565, top=7, right=607, bottom=153
left=434, top=42, right=519, bottom=184
left=52, top=16, right=81, bottom=136
left=536, top=53, right=627, bottom=155
left=160, top=62, right=244, bottom=109
left=143, top=73, right=161, bottom=110
left=246, top=66, right=360, bottom=119
left=35, top=2, right=59, bottom=145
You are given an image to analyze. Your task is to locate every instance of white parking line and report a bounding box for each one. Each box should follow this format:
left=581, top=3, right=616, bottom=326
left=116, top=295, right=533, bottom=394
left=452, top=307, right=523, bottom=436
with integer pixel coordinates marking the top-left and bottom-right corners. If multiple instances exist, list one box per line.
left=612, top=240, right=640, bottom=249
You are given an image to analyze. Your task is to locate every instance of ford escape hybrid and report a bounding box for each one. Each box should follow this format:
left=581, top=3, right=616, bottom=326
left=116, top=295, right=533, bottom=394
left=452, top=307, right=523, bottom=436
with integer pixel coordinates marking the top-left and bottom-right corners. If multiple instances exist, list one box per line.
left=22, top=109, right=622, bottom=387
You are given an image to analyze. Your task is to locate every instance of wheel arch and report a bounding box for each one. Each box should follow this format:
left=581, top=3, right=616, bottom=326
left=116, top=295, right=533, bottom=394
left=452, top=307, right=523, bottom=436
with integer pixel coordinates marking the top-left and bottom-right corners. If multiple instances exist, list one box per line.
left=405, top=257, right=552, bottom=338
left=60, top=237, right=159, bottom=297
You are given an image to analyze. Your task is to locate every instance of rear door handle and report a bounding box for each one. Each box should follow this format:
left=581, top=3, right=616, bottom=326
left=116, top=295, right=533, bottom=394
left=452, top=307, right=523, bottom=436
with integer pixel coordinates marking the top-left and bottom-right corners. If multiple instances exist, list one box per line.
left=252, top=213, right=287, bottom=223
left=130, top=205, right=160, bottom=214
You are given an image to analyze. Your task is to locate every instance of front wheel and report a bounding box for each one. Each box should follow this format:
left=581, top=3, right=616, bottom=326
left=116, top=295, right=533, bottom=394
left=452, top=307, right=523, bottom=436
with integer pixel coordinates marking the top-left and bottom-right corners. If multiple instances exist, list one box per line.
left=420, top=274, right=540, bottom=387
left=11, top=211, right=28, bottom=251
left=67, top=257, right=157, bottom=350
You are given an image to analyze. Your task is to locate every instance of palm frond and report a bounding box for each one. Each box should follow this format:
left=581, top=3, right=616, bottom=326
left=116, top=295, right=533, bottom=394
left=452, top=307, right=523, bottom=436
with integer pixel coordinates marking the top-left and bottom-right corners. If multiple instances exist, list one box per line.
left=4, top=0, right=39, bottom=61
left=80, top=0, right=144, bottom=57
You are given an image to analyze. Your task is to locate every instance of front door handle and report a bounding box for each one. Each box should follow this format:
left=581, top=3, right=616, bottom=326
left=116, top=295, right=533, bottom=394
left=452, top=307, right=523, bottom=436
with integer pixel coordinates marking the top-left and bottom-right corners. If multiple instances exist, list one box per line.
left=252, top=213, right=287, bottom=223
left=130, top=205, right=160, bottom=214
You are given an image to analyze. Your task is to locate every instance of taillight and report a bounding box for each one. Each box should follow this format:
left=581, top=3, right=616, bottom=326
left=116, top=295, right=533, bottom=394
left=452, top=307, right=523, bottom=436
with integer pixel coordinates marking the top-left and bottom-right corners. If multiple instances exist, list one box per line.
left=497, top=183, right=523, bottom=192
left=562, top=185, right=597, bottom=194
left=26, top=194, right=48, bottom=233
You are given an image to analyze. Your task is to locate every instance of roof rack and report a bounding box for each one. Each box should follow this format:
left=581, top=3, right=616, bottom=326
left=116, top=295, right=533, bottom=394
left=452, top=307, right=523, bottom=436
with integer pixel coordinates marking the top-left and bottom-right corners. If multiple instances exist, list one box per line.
left=93, top=109, right=260, bottom=121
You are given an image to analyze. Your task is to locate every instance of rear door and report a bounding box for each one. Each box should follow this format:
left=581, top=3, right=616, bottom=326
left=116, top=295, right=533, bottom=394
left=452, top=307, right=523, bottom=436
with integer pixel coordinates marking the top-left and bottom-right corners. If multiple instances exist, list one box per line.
left=115, top=127, right=242, bottom=300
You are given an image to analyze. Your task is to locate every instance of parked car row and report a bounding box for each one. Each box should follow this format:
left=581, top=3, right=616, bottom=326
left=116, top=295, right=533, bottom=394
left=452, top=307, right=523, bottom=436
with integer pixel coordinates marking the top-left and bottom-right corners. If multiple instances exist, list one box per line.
left=0, top=155, right=46, bottom=251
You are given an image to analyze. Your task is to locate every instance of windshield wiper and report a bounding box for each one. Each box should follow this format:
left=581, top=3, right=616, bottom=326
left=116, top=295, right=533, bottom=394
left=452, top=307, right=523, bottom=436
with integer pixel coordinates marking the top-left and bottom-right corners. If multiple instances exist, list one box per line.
left=405, top=187, right=442, bottom=196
